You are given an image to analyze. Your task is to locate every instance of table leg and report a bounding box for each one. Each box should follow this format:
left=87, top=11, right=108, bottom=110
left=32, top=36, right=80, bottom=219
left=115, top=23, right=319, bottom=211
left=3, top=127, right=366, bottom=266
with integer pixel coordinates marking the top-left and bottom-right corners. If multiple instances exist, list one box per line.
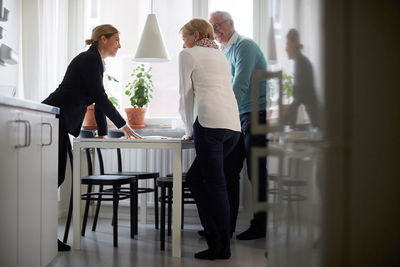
left=72, top=145, right=81, bottom=249
left=172, top=144, right=182, bottom=258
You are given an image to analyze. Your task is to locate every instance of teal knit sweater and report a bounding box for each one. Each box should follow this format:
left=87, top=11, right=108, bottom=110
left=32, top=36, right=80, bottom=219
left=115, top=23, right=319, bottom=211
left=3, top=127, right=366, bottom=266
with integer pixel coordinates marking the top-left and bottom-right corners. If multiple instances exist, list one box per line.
left=224, top=35, right=267, bottom=114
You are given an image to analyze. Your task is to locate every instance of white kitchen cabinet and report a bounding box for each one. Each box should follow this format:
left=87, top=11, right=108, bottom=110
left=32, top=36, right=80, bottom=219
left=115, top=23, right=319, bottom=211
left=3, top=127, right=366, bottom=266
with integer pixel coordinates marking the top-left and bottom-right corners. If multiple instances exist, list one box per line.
left=0, top=97, right=59, bottom=267
left=0, top=105, right=19, bottom=267
left=17, top=110, right=42, bottom=267
left=40, top=113, right=59, bottom=266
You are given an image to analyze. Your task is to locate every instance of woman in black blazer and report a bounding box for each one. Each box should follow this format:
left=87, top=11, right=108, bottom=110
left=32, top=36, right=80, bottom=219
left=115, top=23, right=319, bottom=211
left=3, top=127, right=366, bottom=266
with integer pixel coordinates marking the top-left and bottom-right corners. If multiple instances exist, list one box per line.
left=42, top=24, right=141, bottom=251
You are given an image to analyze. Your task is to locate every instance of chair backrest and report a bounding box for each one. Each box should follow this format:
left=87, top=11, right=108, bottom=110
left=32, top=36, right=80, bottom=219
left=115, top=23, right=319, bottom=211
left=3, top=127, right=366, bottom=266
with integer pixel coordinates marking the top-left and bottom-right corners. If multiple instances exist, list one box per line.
left=251, top=69, right=283, bottom=134
left=96, top=148, right=105, bottom=175
left=107, top=130, right=125, bottom=172
left=85, top=149, right=93, bottom=175
left=79, top=130, right=96, bottom=175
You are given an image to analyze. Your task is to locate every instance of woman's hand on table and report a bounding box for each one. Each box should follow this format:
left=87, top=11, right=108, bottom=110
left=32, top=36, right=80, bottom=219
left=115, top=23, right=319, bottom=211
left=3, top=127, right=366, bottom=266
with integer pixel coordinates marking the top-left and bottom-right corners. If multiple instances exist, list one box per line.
left=182, top=135, right=193, bottom=140
left=123, top=125, right=142, bottom=139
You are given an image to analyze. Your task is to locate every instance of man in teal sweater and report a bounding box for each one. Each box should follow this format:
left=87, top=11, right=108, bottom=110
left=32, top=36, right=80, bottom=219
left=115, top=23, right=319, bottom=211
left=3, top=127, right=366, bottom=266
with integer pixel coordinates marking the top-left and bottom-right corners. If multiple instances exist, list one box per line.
left=210, top=11, right=267, bottom=240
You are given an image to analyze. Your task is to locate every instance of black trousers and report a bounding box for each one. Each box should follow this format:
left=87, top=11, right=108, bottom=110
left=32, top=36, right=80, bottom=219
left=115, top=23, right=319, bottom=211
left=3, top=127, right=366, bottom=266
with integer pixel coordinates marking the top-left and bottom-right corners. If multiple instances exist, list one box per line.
left=186, top=119, right=240, bottom=251
left=58, top=119, right=72, bottom=187
left=224, top=110, right=267, bottom=233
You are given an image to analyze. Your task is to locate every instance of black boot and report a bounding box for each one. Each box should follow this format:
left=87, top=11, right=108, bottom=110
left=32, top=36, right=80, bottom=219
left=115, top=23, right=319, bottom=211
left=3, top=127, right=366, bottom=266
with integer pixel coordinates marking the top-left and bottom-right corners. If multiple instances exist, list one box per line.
left=236, top=226, right=266, bottom=240
left=194, top=234, right=230, bottom=260
left=237, top=213, right=266, bottom=240
left=197, top=229, right=205, bottom=237
left=58, top=239, right=71, bottom=251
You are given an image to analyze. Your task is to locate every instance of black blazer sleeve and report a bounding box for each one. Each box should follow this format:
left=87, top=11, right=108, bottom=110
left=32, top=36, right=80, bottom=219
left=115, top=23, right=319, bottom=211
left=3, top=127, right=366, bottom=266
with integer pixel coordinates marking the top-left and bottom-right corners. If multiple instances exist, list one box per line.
left=80, top=53, right=126, bottom=129
left=94, top=105, right=108, bottom=136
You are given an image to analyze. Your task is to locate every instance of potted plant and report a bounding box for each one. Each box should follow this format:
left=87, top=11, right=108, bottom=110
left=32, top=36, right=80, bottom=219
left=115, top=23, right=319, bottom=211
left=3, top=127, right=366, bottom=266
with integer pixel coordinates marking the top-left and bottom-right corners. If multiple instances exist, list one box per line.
left=124, top=64, right=153, bottom=129
left=281, top=73, right=294, bottom=116
left=282, top=73, right=294, bottom=102
left=82, top=74, right=120, bottom=130
left=82, top=104, right=97, bottom=130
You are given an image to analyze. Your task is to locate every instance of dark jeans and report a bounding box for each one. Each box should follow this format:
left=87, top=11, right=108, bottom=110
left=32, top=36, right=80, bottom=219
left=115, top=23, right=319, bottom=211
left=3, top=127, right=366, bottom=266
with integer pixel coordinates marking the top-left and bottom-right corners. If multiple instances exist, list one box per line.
left=225, top=110, right=267, bottom=233
left=186, top=119, right=240, bottom=251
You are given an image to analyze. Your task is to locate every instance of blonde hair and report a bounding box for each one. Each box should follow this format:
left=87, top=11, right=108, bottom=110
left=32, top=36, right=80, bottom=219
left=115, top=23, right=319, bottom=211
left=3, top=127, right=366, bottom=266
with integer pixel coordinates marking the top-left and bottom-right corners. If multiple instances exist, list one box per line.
left=85, top=24, right=119, bottom=47
left=179, top=18, right=214, bottom=40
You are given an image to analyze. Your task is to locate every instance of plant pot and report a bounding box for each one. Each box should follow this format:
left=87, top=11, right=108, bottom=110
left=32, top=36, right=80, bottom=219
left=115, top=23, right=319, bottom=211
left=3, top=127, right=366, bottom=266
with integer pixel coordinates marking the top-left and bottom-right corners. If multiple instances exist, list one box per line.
left=82, top=104, right=97, bottom=130
left=125, top=107, right=146, bottom=129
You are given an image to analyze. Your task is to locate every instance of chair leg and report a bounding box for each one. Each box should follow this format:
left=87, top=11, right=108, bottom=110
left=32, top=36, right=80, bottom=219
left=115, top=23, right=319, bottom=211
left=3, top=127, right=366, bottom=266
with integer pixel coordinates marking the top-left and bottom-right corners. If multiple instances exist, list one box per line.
left=134, top=179, right=139, bottom=235
left=167, top=187, right=172, bottom=236
left=160, top=186, right=166, bottom=251
left=181, top=187, right=185, bottom=230
left=63, top=181, right=74, bottom=243
left=130, top=181, right=135, bottom=238
left=82, top=185, right=92, bottom=236
left=154, top=177, right=159, bottom=229
left=181, top=195, right=184, bottom=230
left=92, top=185, right=103, bottom=231
left=113, top=185, right=118, bottom=247
left=111, top=185, right=122, bottom=226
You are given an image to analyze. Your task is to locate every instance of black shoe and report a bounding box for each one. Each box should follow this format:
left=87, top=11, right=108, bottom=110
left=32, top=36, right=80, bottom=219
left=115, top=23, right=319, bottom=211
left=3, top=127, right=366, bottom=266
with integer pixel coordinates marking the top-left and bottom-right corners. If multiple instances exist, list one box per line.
left=198, top=229, right=233, bottom=238
left=236, top=227, right=266, bottom=240
left=195, top=233, right=231, bottom=260
left=194, top=249, right=230, bottom=260
left=58, top=239, right=71, bottom=251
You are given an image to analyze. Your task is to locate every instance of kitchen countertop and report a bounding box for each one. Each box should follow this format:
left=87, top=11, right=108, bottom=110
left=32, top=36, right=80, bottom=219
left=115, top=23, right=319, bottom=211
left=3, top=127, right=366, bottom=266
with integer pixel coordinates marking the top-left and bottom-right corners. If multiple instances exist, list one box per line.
left=0, top=95, right=59, bottom=114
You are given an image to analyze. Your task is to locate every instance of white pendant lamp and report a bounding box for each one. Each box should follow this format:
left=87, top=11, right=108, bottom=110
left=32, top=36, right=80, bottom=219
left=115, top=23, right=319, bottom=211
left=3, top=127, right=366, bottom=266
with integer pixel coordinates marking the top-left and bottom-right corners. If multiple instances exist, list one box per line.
left=134, top=0, right=170, bottom=62
left=267, top=17, right=277, bottom=64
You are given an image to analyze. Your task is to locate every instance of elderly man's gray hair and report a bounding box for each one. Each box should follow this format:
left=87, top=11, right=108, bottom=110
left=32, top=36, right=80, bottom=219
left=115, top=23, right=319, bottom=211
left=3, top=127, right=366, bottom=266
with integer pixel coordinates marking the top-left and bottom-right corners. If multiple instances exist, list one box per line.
left=210, top=10, right=233, bottom=22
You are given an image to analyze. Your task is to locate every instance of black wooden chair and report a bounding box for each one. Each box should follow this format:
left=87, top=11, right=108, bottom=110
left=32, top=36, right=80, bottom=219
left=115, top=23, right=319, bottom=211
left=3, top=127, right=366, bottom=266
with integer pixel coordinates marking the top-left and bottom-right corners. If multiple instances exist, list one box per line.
left=63, top=130, right=137, bottom=247
left=98, top=130, right=160, bottom=231
left=156, top=173, right=196, bottom=251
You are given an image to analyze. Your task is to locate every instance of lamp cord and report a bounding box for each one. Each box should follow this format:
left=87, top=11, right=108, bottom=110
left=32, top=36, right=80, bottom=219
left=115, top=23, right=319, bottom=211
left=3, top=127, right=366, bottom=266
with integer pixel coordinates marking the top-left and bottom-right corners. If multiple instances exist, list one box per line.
left=151, top=0, right=153, bottom=13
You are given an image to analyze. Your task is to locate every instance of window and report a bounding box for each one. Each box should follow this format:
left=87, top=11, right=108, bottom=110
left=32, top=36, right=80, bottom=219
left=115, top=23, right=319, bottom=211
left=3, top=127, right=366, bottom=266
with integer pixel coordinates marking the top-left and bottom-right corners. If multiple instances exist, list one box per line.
left=208, top=0, right=253, bottom=39
left=147, top=0, right=192, bottom=118
left=85, top=0, right=192, bottom=124
left=81, top=0, right=322, bottom=127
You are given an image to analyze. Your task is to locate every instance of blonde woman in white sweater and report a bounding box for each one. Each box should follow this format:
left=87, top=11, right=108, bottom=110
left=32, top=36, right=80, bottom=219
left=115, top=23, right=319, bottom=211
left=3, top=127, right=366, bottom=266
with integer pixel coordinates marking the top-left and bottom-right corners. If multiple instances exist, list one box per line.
left=178, top=18, right=241, bottom=260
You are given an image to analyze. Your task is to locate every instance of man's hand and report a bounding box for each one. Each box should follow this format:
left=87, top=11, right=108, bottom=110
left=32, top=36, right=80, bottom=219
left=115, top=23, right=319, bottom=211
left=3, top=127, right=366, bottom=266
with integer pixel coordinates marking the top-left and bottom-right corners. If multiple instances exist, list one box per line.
left=122, top=125, right=142, bottom=139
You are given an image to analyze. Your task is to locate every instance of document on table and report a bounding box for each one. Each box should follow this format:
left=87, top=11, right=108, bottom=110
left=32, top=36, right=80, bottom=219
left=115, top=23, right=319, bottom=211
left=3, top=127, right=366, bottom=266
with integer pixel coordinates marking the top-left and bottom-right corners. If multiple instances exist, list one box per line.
left=141, top=136, right=172, bottom=139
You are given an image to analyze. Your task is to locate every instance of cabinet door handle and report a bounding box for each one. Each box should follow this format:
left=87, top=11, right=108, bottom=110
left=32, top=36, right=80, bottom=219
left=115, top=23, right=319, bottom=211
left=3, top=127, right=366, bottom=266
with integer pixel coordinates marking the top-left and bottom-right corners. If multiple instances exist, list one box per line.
left=41, top=122, right=53, bottom=146
left=25, top=120, right=31, bottom=147
left=14, top=120, right=31, bottom=148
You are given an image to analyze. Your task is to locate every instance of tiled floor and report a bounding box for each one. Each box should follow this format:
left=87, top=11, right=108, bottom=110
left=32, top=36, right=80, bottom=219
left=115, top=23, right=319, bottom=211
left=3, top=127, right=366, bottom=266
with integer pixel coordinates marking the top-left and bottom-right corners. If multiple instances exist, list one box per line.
left=49, top=218, right=267, bottom=267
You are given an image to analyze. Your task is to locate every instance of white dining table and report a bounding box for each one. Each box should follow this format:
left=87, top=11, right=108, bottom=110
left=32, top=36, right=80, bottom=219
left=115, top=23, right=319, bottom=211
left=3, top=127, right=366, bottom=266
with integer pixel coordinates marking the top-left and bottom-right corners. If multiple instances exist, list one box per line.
left=72, top=137, right=194, bottom=258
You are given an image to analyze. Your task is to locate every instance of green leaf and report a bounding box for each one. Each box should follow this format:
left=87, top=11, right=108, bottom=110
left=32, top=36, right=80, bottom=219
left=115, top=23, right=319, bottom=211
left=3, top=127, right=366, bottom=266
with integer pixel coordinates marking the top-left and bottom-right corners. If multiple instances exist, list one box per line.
left=124, top=64, right=154, bottom=108
left=108, top=96, right=120, bottom=108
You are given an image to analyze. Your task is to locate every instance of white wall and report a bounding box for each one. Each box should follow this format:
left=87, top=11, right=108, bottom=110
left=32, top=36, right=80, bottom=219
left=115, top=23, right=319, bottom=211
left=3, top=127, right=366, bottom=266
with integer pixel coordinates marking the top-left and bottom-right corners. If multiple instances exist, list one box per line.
left=0, top=0, right=20, bottom=96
